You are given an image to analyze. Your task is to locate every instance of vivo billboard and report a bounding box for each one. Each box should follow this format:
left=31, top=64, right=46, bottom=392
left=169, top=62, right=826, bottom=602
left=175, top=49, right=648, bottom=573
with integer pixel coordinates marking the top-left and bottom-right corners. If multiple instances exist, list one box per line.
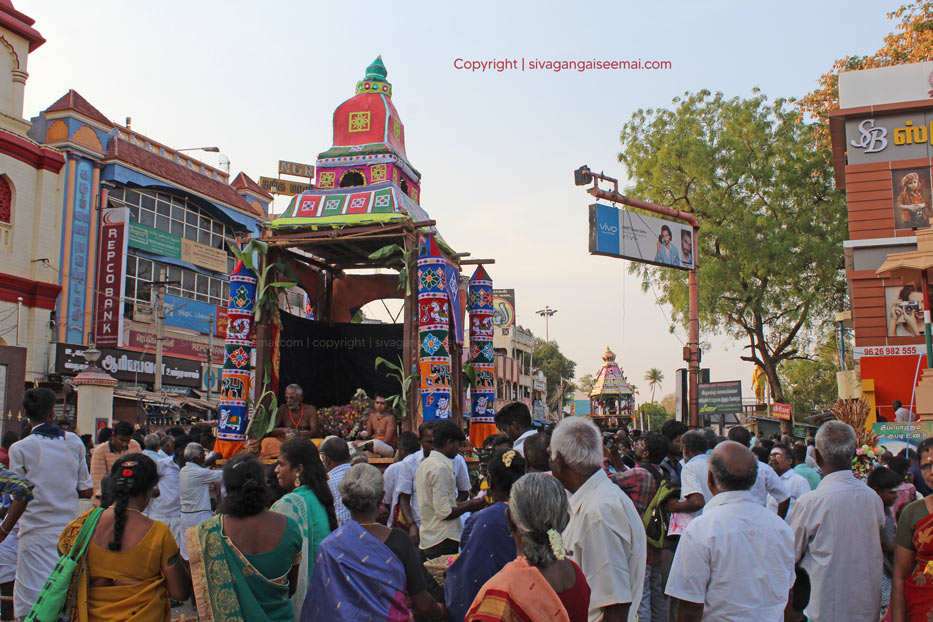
left=588, top=203, right=694, bottom=270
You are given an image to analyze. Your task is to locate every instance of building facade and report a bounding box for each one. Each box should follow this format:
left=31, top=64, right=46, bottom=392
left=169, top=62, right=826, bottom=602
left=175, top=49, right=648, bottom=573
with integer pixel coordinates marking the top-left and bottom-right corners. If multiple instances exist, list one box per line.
left=27, top=91, right=269, bottom=405
left=830, top=61, right=933, bottom=421
left=0, top=2, right=65, bottom=419
left=493, top=324, right=546, bottom=417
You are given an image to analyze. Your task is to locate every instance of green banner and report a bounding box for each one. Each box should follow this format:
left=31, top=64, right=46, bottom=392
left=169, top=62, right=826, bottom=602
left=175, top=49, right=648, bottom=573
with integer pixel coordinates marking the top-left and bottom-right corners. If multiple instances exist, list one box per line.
left=128, top=222, right=181, bottom=258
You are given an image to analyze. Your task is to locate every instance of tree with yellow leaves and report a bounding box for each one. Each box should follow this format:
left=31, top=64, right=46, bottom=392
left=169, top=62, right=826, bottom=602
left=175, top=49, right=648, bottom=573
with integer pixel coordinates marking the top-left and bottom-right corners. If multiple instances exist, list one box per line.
left=799, top=1, right=933, bottom=148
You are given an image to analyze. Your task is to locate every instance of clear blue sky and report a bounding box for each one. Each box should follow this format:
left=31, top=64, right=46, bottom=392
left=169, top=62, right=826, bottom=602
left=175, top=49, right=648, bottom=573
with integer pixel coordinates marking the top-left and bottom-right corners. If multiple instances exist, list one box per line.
left=20, top=0, right=902, bottom=404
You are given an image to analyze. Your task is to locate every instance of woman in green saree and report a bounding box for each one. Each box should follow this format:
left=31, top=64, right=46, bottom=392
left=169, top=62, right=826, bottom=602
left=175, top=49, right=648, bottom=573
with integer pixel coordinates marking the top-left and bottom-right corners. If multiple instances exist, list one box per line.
left=187, top=454, right=302, bottom=622
left=271, top=439, right=338, bottom=618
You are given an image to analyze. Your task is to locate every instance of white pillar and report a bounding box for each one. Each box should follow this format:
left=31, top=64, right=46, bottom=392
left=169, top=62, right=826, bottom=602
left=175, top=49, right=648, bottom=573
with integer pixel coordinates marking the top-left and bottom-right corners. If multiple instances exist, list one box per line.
left=74, top=368, right=117, bottom=436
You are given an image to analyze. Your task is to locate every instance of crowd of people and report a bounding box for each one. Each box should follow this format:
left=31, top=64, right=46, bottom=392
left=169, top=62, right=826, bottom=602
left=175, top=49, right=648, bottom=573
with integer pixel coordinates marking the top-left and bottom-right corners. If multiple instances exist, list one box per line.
left=0, top=387, right=930, bottom=620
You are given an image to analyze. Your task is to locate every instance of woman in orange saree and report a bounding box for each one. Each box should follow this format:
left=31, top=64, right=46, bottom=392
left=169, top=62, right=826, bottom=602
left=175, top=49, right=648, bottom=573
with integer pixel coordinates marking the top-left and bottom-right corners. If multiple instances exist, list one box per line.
left=892, top=438, right=933, bottom=622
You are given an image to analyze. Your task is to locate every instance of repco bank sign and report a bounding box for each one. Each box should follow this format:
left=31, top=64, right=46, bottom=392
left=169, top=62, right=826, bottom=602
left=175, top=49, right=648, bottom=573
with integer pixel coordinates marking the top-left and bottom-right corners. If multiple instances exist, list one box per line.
left=846, top=112, right=933, bottom=164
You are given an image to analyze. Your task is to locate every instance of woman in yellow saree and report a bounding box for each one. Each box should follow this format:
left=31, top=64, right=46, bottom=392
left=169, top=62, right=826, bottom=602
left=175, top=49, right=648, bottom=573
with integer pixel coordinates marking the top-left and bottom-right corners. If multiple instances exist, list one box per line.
left=187, top=454, right=302, bottom=622
left=58, top=454, right=190, bottom=622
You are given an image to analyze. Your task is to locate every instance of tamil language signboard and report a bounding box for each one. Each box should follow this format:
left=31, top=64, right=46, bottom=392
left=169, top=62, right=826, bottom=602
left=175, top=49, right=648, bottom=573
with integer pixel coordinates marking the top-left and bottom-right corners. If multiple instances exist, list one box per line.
left=259, top=177, right=312, bottom=196
left=588, top=203, right=695, bottom=270
left=698, top=381, right=742, bottom=416
left=772, top=402, right=792, bottom=421
left=55, top=343, right=201, bottom=388
left=873, top=421, right=933, bottom=454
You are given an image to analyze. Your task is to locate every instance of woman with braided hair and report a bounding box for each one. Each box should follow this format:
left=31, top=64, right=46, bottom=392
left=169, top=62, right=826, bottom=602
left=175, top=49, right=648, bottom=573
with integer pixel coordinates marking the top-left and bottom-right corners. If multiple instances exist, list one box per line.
left=466, top=473, right=590, bottom=622
left=445, top=448, right=526, bottom=622
left=57, top=453, right=190, bottom=621
left=187, top=453, right=302, bottom=622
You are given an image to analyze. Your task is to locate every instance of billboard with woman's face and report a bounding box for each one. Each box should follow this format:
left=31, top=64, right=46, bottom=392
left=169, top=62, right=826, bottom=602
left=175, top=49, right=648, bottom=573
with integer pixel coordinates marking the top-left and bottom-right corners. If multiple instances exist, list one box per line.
left=893, top=167, right=933, bottom=230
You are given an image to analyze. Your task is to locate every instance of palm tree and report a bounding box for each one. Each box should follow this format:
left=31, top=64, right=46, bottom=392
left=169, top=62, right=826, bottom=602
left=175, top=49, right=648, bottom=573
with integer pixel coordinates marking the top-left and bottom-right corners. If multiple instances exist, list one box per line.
left=644, top=368, right=664, bottom=403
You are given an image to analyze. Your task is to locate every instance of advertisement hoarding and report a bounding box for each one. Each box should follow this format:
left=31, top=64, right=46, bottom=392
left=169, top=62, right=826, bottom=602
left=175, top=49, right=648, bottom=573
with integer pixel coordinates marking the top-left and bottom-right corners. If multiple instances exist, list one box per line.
left=589, top=203, right=694, bottom=270
left=772, top=402, right=792, bottom=421
left=55, top=343, right=201, bottom=388
left=492, top=289, right=515, bottom=328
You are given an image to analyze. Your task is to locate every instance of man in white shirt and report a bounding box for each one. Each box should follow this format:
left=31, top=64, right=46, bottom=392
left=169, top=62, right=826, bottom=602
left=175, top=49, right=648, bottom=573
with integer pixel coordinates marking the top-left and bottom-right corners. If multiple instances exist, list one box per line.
left=727, top=426, right=791, bottom=517
left=142, top=433, right=183, bottom=547
left=767, top=444, right=811, bottom=517
left=178, top=442, right=223, bottom=560
left=494, top=401, right=536, bottom=456
left=552, top=416, right=646, bottom=622
left=666, top=441, right=795, bottom=621
left=894, top=399, right=915, bottom=422
left=10, top=388, right=93, bottom=619
left=396, top=421, right=472, bottom=545
left=787, top=420, right=884, bottom=622
left=665, top=430, right=712, bottom=518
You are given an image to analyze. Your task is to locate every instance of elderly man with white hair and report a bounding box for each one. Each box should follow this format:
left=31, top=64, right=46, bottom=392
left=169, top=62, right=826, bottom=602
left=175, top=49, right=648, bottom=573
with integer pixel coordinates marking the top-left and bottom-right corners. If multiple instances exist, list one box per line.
left=551, top=416, right=646, bottom=622
left=787, top=420, right=884, bottom=622
left=142, top=432, right=183, bottom=549
left=178, top=442, right=224, bottom=560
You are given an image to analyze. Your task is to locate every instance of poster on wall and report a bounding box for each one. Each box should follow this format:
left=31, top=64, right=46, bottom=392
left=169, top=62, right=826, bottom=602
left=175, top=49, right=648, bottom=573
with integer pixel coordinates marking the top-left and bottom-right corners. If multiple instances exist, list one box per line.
left=884, top=283, right=929, bottom=337
left=893, top=167, right=933, bottom=230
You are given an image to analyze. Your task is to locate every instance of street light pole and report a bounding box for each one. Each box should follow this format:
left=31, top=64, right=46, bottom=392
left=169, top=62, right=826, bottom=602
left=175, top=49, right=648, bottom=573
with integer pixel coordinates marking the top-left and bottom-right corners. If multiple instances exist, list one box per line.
left=575, top=165, right=701, bottom=429
left=536, top=306, right=557, bottom=342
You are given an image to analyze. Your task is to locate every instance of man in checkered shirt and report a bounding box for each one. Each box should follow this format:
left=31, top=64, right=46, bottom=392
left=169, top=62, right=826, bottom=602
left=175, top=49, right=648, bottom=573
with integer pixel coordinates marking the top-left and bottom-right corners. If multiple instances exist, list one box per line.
left=614, top=432, right=673, bottom=622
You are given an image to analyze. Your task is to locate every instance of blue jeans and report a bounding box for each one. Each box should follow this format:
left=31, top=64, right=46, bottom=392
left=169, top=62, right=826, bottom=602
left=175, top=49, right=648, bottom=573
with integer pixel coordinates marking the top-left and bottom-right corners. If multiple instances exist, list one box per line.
left=638, top=561, right=668, bottom=622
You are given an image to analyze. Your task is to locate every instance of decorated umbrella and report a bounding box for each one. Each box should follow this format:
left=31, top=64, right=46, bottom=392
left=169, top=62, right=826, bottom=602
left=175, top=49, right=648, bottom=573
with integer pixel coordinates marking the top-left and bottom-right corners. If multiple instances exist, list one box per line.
left=468, top=265, right=497, bottom=446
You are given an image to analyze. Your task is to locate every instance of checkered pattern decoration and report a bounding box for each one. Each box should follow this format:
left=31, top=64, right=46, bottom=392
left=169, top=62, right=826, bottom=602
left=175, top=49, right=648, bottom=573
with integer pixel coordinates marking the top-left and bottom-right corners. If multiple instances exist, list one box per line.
left=468, top=265, right=495, bottom=424
left=218, top=260, right=257, bottom=443
left=418, top=235, right=452, bottom=420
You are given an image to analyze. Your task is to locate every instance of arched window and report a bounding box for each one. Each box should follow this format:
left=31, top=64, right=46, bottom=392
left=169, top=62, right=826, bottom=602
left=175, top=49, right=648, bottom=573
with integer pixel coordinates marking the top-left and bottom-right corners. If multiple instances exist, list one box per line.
left=338, top=170, right=365, bottom=188
left=0, top=177, right=10, bottom=224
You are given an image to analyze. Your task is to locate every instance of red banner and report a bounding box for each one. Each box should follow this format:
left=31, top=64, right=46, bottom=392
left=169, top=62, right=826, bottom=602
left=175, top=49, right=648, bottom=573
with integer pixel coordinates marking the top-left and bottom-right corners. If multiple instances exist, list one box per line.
left=94, top=207, right=129, bottom=347
left=126, top=329, right=224, bottom=362
left=773, top=402, right=792, bottom=421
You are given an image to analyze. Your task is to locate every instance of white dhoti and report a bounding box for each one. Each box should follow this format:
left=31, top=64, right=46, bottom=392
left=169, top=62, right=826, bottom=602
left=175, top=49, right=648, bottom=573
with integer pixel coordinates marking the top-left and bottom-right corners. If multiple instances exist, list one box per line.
left=352, top=439, right=395, bottom=458
left=178, top=510, right=212, bottom=560
left=0, top=525, right=17, bottom=584
left=13, top=528, right=60, bottom=618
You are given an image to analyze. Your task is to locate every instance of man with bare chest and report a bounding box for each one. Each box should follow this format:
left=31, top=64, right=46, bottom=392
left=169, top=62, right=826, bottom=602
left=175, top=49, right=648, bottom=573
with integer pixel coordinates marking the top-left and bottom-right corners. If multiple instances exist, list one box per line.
left=273, top=384, right=321, bottom=438
left=356, top=394, right=397, bottom=457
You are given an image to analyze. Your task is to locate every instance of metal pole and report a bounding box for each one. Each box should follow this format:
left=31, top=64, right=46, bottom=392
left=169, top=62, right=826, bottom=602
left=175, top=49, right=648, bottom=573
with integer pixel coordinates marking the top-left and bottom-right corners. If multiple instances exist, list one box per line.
left=922, top=269, right=933, bottom=369
left=154, top=269, right=165, bottom=393
left=586, top=183, right=701, bottom=429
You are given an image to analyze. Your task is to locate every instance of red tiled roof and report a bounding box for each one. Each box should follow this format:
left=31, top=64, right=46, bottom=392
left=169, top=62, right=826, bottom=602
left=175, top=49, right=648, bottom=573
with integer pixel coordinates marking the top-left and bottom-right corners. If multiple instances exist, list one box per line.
left=231, top=171, right=273, bottom=201
left=0, top=1, right=44, bottom=52
left=105, top=138, right=266, bottom=220
left=45, top=90, right=111, bottom=126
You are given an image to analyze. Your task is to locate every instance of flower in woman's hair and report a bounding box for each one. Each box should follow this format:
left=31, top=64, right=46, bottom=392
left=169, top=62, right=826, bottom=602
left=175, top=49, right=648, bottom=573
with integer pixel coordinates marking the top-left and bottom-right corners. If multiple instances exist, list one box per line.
left=122, top=469, right=133, bottom=477
left=925, top=560, right=933, bottom=577
left=547, top=529, right=565, bottom=560
left=502, top=450, right=516, bottom=468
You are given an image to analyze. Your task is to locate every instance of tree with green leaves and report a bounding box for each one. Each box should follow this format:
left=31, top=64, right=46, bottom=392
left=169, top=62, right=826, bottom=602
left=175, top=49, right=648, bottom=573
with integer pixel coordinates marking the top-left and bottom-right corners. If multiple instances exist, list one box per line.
left=779, top=329, right=853, bottom=419
left=644, top=368, right=664, bottom=403
left=618, top=90, right=847, bottom=432
left=638, top=402, right=669, bottom=431
left=533, top=338, right=576, bottom=413
left=576, top=373, right=595, bottom=394
left=660, top=393, right=677, bottom=415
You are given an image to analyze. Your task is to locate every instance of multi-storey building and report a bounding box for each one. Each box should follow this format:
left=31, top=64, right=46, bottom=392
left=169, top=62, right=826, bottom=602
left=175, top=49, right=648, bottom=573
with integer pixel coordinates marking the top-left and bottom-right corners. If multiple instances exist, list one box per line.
left=0, top=2, right=65, bottom=418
